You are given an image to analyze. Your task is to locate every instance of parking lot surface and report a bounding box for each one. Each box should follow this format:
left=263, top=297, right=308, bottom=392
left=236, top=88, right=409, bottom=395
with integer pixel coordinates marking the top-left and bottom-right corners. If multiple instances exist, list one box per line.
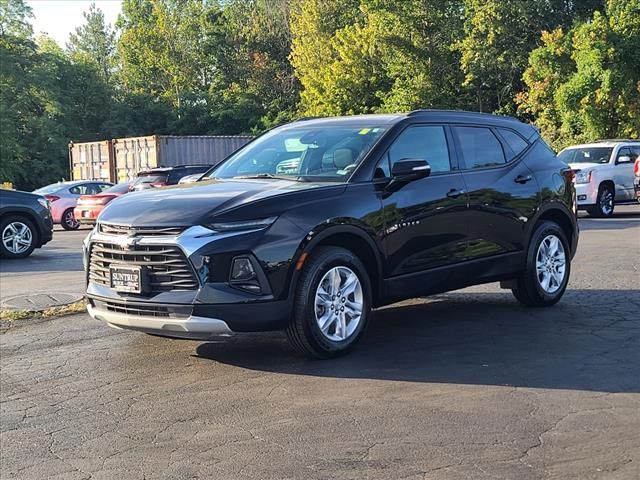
left=1, top=207, right=639, bottom=480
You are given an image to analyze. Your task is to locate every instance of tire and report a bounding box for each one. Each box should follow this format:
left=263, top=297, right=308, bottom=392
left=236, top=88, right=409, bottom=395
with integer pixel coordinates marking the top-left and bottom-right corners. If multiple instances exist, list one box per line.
left=512, top=221, right=571, bottom=308
left=0, top=215, right=37, bottom=259
left=587, top=184, right=614, bottom=217
left=286, top=246, right=372, bottom=358
left=61, top=208, right=80, bottom=230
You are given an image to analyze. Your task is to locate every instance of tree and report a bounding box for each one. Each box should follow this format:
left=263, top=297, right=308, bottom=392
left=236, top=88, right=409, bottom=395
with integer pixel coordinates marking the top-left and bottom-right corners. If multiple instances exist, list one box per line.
left=116, top=0, right=209, bottom=111
left=290, top=0, right=362, bottom=115
left=67, top=2, right=116, bottom=80
left=456, top=0, right=606, bottom=114
left=517, top=0, right=640, bottom=149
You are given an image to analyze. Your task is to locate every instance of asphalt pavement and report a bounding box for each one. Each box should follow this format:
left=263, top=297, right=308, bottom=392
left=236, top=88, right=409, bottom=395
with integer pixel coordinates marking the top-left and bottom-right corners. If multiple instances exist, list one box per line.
left=1, top=207, right=639, bottom=479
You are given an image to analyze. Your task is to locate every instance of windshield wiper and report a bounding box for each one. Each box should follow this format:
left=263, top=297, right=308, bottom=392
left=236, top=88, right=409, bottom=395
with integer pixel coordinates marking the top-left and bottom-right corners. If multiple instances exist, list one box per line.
left=233, top=173, right=299, bottom=181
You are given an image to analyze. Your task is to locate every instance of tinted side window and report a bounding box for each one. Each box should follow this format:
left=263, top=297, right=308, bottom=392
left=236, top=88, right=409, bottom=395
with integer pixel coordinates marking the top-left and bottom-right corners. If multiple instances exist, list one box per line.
left=498, top=128, right=529, bottom=160
left=388, top=125, right=451, bottom=173
left=454, top=127, right=506, bottom=169
left=617, top=147, right=631, bottom=162
left=69, top=185, right=88, bottom=195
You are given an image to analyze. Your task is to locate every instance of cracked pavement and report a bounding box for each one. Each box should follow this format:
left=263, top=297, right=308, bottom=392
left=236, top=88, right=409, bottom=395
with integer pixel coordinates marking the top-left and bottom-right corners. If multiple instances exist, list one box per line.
left=1, top=206, right=639, bottom=479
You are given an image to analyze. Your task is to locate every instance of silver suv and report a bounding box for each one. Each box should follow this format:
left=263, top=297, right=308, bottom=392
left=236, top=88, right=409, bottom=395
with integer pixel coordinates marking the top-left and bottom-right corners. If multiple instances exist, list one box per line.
left=558, top=140, right=640, bottom=217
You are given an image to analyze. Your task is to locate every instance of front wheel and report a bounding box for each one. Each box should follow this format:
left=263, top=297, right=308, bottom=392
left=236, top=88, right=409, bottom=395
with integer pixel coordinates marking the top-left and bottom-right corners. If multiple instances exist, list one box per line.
left=0, top=216, right=37, bottom=258
left=512, top=221, right=571, bottom=307
left=286, top=246, right=372, bottom=358
left=61, top=208, right=80, bottom=230
left=587, top=184, right=614, bottom=217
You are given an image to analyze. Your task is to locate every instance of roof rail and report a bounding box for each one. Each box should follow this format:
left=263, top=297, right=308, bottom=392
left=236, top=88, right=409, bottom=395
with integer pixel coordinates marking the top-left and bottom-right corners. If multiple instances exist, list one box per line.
left=407, top=108, right=512, bottom=119
left=294, top=116, right=323, bottom=122
left=595, top=138, right=639, bottom=143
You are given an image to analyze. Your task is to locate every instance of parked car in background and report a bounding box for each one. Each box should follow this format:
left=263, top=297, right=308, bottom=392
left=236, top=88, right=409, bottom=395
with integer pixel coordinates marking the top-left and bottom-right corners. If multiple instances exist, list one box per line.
left=130, top=165, right=212, bottom=191
left=634, top=156, right=640, bottom=203
left=34, top=180, right=113, bottom=230
left=0, top=189, right=53, bottom=258
left=557, top=140, right=640, bottom=217
left=85, top=111, right=579, bottom=358
left=74, top=182, right=130, bottom=225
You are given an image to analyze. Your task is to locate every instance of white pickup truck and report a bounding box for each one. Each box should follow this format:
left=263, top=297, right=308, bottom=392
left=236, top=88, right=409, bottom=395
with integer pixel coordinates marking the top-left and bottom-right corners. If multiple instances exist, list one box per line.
left=558, top=140, right=640, bottom=217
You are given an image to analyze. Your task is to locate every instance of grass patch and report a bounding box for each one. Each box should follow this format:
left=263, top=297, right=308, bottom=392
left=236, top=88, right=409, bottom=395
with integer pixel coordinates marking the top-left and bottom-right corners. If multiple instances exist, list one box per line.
left=0, top=300, right=86, bottom=322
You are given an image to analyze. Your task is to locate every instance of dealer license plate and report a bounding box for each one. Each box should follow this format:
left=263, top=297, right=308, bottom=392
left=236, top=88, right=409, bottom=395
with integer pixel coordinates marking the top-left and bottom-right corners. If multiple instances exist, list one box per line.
left=110, top=266, right=142, bottom=293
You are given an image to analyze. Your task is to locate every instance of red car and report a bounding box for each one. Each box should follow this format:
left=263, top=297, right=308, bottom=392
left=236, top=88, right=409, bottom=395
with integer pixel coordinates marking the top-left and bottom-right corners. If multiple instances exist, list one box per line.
left=74, top=182, right=130, bottom=225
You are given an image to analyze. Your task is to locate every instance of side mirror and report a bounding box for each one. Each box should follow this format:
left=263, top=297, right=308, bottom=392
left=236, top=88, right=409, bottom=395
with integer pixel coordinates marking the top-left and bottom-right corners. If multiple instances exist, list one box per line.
left=383, top=159, right=431, bottom=195
left=617, top=155, right=632, bottom=164
left=391, top=159, right=431, bottom=181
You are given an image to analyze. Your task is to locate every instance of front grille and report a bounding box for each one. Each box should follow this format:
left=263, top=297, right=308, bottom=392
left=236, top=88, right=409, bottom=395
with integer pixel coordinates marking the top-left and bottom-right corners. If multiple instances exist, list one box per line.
left=105, top=301, right=171, bottom=317
left=99, top=223, right=185, bottom=236
left=91, top=299, right=192, bottom=318
left=89, top=242, right=199, bottom=292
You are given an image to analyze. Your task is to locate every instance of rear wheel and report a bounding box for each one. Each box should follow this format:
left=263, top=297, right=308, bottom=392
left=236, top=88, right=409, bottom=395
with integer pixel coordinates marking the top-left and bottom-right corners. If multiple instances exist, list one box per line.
left=286, top=246, right=371, bottom=358
left=61, top=208, right=80, bottom=230
left=512, top=221, right=570, bottom=307
left=0, top=216, right=37, bottom=258
left=587, top=184, right=614, bottom=217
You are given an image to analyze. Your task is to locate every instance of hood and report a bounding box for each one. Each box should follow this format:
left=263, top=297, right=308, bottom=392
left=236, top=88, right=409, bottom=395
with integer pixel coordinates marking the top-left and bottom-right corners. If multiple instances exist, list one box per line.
left=99, top=178, right=342, bottom=227
left=568, top=162, right=601, bottom=171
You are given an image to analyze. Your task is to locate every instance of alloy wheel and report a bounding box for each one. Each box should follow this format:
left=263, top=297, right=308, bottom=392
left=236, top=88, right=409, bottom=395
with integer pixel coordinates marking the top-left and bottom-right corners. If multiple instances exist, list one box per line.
left=314, top=266, right=364, bottom=342
left=2, top=222, right=33, bottom=255
left=64, top=210, right=79, bottom=229
left=599, top=189, right=613, bottom=216
left=535, top=234, right=566, bottom=294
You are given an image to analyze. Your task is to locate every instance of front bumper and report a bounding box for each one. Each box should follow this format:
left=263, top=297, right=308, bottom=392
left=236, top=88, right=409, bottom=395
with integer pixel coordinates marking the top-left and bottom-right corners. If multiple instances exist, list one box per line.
left=87, top=301, right=232, bottom=339
left=575, top=182, right=597, bottom=207
left=84, top=224, right=294, bottom=338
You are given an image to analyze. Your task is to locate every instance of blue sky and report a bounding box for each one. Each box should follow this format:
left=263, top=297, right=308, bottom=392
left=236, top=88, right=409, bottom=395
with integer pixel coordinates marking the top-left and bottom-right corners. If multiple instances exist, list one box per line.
left=27, top=0, right=123, bottom=46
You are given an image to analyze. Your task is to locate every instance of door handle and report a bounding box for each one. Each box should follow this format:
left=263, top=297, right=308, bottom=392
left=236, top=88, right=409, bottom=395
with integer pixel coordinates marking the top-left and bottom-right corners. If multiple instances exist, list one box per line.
left=514, top=174, right=533, bottom=184
left=446, top=189, right=465, bottom=198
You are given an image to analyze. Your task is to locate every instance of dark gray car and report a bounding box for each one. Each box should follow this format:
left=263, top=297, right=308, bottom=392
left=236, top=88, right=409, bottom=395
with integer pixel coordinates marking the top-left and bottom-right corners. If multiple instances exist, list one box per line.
left=0, top=189, right=54, bottom=258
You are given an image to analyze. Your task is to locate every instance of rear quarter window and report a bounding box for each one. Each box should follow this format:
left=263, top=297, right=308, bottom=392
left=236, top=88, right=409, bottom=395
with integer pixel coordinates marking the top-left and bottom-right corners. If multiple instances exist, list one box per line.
left=498, top=128, right=529, bottom=160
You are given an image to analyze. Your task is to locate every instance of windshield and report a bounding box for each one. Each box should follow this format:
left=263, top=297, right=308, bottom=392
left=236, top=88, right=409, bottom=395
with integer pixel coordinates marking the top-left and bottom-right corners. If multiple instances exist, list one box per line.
left=132, top=173, right=168, bottom=186
left=558, top=147, right=612, bottom=164
left=208, top=124, right=387, bottom=182
left=34, top=183, right=64, bottom=194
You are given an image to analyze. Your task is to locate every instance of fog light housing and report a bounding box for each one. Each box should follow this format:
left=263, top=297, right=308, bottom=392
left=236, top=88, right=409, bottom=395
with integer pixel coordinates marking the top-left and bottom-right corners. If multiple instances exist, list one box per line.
left=231, top=257, right=256, bottom=281
left=577, top=194, right=587, bottom=201
left=229, top=256, right=263, bottom=294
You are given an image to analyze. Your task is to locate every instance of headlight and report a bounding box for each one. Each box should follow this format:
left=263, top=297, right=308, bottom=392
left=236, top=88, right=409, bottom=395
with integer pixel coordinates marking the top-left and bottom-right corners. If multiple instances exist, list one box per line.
left=207, top=216, right=278, bottom=232
left=575, top=170, right=592, bottom=184
left=37, top=197, right=49, bottom=209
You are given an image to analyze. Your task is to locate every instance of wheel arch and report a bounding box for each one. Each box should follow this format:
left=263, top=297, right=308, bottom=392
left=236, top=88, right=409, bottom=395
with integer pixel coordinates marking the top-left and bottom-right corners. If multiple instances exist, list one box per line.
left=290, top=224, right=384, bottom=307
left=598, top=179, right=615, bottom=196
left=528, top=204, right=577, bottom=257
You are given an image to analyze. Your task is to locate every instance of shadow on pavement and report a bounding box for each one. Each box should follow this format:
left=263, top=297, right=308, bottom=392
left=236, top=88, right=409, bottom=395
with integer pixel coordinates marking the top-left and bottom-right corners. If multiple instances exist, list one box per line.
left=196, top=290, right=640, bottom=394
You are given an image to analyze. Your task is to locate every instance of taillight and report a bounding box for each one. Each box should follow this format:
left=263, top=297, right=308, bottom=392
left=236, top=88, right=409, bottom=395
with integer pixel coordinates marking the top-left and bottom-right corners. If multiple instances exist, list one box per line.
left=634, top=159, right=640, bottom=176
left=45, top=195, right=60, bottom=202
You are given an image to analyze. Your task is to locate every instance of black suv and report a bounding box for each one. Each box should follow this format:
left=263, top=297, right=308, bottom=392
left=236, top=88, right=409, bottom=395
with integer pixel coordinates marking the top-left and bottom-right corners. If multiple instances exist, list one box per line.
left=130, top=165, right=213, bottom=191
left=1, top=189, right=54, bottom=258
left=85, top=111, right=578, bottom=358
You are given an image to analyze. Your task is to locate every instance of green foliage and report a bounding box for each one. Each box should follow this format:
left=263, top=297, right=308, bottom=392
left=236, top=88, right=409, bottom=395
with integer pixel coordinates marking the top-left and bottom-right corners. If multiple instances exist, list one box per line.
left=1, top=0, right=637, bottom=189
left=67, top=3, right=116, bottom=80
left=518, top=0, right=640, bottom=149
